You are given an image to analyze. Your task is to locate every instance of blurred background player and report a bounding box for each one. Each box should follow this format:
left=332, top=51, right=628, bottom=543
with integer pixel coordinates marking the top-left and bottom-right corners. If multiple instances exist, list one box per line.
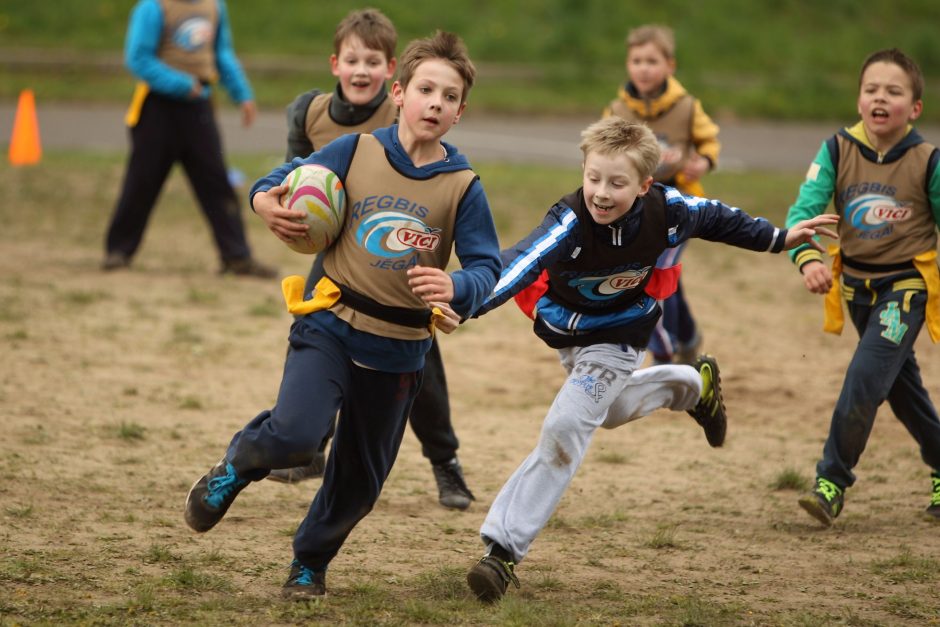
left=787, top=48, right=940, bottom=527
left=253, top=9, right=475, bottom=510
left=604, top=24, right=720, bottom=365
left=103, top=0, right=276, bottom=278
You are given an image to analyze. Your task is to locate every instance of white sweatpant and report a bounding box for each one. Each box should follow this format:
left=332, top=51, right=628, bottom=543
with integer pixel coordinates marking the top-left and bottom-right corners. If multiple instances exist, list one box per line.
left=479, top=342, right=702, bottom=562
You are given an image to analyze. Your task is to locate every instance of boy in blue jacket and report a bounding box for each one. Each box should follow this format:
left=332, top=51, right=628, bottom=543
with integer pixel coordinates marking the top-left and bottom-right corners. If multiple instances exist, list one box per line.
left=465, top=117, right=838, bottom=602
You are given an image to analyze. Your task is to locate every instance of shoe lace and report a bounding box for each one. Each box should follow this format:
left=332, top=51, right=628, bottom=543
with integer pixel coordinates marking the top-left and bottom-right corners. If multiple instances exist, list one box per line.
left=483, top=555, right=520, bottom=589
left=205, top=463, right=247, bottom=509
left=816, top=477, right=842, bottom=503
left=289, top=560, right=317, bottom=586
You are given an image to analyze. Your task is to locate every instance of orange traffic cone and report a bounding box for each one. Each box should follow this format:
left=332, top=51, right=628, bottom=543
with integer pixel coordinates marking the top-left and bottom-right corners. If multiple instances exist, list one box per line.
left=8, top=89, right=42, bottom=166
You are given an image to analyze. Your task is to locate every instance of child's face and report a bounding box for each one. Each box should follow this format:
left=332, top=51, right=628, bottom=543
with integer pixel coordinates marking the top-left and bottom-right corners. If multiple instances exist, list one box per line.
left=626, top=42, right=675, bottom=98
left=857, top=60, right=923, bottom=146
left=392, top=58, right=466, bottom=144
left=582, top=150, right=653, bottom=225
left=331, top=35, right=397, bottom=106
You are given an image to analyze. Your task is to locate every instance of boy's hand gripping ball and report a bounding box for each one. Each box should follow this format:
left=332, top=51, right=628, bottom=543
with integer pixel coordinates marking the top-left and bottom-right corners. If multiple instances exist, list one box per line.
left=279, top=164, right=346, bottom=254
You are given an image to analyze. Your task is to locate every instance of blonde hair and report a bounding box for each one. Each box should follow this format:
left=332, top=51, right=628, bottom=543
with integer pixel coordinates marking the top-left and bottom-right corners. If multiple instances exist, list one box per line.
left=625, top=24, right=675, bottom=60
left=333, top=8, right=397, bottom=62
left=397, top=31, right=476, bottom=104
left=579, top=118, right=661, bottom=179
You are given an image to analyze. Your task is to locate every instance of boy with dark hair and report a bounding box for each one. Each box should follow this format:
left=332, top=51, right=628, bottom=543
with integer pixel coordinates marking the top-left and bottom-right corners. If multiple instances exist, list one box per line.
left=604, top=24, right=721, bottom=365
left=255, top=8, right=475, bottom=511
left=184, top=31, right=500, bottom=599
left=787, top=47, right=940, bottom=527
left=465, top=117, right=837, bottom=603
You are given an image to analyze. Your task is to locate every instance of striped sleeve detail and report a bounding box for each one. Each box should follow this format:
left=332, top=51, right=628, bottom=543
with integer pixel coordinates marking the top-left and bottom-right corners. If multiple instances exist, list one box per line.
left=488, top=208, right=578, bottom=302
left=794, top=247, right=824, bottom=269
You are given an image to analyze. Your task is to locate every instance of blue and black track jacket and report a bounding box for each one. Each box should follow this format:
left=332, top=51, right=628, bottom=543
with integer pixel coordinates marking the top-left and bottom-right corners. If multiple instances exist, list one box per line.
left=476, top=184, right=787, bottom=349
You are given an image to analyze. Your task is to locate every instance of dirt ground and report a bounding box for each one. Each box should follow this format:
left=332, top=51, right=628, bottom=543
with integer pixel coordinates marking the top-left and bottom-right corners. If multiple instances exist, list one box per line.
left=2, top=162, right=940, bottom=626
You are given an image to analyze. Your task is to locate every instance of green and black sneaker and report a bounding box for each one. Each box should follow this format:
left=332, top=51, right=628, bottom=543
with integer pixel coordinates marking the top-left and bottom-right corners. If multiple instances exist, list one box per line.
left=926, top=472, right=940, bottom=521
left=798, top=476, right=844, bottom=527
left=687, top=354, right=727, bottom=448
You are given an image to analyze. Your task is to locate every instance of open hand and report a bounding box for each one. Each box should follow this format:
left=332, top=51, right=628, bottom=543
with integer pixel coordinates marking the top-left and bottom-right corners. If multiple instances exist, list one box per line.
left=783, top=214, right=839, bottom=251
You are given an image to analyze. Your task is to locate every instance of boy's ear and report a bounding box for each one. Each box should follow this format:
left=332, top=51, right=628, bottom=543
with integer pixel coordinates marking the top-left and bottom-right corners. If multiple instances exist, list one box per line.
left=330, top=54, right=340, bottom=78
left=909, top=99, right=923, bottom=122
left=385, top=57, right=397, bottom=80
left=391, top=81, right=404, bottom=107
left=638, top=175, right=654, bottom=196
left=453, top=101, right=467, bottom=124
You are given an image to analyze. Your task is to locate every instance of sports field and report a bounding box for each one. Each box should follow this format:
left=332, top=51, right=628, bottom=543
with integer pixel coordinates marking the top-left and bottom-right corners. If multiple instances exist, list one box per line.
left=1, top=152, right=939, bottom=625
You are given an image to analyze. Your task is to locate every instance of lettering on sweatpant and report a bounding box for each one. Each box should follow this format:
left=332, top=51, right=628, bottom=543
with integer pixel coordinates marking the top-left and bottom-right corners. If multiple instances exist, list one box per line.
left=879, top=301, right=908, bottom=345
left=570, top=361, right=617, bottom=404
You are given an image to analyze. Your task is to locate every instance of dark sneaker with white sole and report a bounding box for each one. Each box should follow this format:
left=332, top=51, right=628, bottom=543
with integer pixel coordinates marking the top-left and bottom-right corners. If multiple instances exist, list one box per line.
left=467, top=546, right=520, bottom=603
left=184, top=459, right=249, bottom=532
left=432, top=457, right=475, bottom=510
left=687, top=354, right=727, bottom=447
left=798, top=476, right=844, bottom=527
left=282, top=559, right=327, bottom=600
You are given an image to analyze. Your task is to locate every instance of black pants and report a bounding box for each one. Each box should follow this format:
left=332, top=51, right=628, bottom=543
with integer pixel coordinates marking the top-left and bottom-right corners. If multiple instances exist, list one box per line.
left=227, top=320, right=421, bottom=570
left=105, top=92, right=251, bottom=262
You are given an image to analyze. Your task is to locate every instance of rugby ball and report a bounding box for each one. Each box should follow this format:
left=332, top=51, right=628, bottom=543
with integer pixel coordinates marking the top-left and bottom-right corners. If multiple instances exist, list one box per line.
left=280, top=164, right=346, bottom=254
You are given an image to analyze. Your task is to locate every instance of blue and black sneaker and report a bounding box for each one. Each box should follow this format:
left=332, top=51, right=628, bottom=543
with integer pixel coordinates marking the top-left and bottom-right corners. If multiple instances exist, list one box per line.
left=184, top=459, right=249, bottom=533
left=926, top=472, right=940, bottom=521
left=798, top=476, right=844, bottom=527
left=282, top=559, right=327, bottom=600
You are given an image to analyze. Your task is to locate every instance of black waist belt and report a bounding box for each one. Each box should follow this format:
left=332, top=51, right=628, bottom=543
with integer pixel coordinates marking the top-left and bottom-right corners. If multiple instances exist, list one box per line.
left=841, top=253, right=915, bottom=273
left=331, top=277, right=431, bottom=329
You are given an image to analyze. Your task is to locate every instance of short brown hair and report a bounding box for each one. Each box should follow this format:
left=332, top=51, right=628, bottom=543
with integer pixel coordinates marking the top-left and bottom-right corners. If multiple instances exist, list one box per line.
left=625, top=24, right=675, bottom=60
left=579, top=118, right=661, bottom=180
left=859, top=48, right=924, bottom=102
left=397, top=31, right=476, bottom=104
left=333, top=8, right=397, bottom=62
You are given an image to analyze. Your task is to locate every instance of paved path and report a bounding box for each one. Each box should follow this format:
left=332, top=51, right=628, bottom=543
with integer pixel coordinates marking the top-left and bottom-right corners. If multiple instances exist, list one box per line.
left=3, top=102, right=939, bottom=173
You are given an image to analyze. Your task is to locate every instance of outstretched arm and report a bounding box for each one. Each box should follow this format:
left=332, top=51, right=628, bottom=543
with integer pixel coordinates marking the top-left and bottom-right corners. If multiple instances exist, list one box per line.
left=782, top=214, right=839, bottom=252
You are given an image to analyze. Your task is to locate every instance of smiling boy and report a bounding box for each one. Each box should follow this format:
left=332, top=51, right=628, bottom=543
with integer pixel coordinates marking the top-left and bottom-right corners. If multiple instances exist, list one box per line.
left=465, top=117, right=838, bottom=602
left=183, top=31, right=500, bottom=599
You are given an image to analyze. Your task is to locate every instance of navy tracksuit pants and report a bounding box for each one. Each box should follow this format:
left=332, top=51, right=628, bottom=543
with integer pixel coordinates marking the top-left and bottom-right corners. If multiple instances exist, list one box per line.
left=817, top=272, right=940, bottom=488
left=105, top=92, right=252, bottom=263
left=226, top=318, right=421, bottom=570
left=304, top=256, right=460, bottom=464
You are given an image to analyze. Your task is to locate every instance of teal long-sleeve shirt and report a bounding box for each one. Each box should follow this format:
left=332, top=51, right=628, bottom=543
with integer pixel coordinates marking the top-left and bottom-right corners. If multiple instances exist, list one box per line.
left=785, top=131, right=940, bottom=269
left=124, top=0, right=253, bottom=103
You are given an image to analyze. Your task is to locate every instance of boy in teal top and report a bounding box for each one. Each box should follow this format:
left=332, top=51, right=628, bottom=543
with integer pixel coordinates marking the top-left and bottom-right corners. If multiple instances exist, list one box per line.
left=786, top=48, right=940, bottom=527
left=254, top=9, right=475, bottom=510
